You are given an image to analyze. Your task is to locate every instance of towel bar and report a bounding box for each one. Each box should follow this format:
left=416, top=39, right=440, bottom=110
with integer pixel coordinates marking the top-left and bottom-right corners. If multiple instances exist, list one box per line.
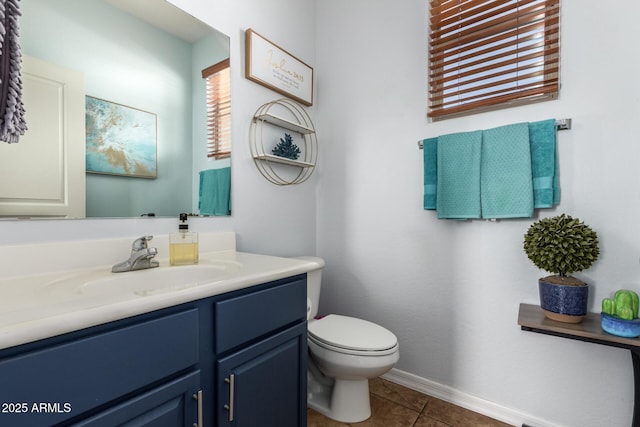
left=417, top=118, right=572, bottom=149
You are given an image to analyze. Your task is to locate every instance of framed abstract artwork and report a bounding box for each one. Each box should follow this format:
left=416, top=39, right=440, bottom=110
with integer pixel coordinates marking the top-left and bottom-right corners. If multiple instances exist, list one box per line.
left=85, top=96, right=157, bottom=178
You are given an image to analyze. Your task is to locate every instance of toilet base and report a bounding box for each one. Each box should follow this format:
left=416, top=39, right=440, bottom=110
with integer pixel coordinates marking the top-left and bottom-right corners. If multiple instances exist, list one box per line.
left=308, top=371, right=372, bottom=423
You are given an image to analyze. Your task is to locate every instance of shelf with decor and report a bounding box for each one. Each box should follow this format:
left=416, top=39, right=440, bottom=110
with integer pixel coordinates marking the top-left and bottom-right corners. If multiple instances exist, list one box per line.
left=518, top=303, right=640, bottom=427
left=252, top=154, right=315, bottom=168
left=254, top=113, right=315, bottom=135
left=249, top=99, right=317, bottom=185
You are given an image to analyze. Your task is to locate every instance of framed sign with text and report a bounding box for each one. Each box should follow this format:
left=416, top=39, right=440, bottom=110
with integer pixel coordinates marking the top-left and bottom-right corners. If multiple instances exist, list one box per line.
left=245, top=29, right=314, bottom=106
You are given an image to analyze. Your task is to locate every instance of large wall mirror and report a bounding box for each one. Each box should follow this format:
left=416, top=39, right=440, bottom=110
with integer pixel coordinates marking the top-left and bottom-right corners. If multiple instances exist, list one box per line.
left=0, top=0, right=231, bottom=218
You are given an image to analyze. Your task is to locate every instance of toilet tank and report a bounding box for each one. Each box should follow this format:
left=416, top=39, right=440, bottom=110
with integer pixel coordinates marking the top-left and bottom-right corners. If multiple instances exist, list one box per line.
left=293, top=256, right=325, bottom=319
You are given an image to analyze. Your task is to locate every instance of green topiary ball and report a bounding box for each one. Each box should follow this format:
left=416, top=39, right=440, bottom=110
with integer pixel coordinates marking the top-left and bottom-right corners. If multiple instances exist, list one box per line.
left=523, top=214, right=600, bottom=276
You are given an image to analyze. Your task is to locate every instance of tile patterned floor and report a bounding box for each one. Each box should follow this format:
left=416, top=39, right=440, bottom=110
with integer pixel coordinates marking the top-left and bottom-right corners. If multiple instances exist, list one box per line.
left=307, top=378, right=514, bottom=427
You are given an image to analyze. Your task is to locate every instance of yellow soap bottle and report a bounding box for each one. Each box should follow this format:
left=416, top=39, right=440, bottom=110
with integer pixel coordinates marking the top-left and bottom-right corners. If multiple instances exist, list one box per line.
left=170, top=213, right=199, bottom=265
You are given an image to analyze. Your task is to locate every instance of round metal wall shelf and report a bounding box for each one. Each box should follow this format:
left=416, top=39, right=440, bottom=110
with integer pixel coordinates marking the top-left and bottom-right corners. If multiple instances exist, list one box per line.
left=249, top=98, right=317, bottom=185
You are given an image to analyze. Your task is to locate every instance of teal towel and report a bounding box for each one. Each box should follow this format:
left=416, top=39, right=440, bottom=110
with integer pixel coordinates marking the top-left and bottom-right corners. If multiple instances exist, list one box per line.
left=553, top=153, right=560, bottom=205
left=423, top=137, right=438, bottom=210
left=199, top=167, right=231, bottom=216
left=529, top=119, right=559, bottom=208
left=436, top=131, right=482, bottom=219
left=481, top=123, right=533, bottom=218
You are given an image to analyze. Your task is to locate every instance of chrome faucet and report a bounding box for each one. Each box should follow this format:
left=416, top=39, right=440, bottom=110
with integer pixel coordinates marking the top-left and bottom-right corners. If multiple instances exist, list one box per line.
left=112, top=235, right=160, bottom=273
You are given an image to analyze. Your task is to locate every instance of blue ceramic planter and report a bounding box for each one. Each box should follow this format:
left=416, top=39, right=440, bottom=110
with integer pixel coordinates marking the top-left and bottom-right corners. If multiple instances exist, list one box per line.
left=538, top=279, right=589, bottom=323
left=601, top=313, right=640, bottom=338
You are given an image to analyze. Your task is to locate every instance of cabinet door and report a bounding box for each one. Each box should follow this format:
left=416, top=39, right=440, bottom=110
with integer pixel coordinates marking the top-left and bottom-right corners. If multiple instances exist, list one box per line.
left=73, top=371, right=201, bottom=427
left=217, top=323, right=307, bottom=427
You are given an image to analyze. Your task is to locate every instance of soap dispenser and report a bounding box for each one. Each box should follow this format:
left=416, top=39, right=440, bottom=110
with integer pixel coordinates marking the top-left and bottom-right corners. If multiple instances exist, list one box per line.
left=170, top=213, right=199, bottom=265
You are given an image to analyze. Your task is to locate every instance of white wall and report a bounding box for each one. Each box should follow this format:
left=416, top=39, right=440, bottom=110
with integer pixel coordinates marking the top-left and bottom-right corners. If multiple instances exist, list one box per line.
left=316, top=1, right=640, bottom=426
left=1, top=0, right=317, bottom=257
left=166, top=0, right=318, bottom=257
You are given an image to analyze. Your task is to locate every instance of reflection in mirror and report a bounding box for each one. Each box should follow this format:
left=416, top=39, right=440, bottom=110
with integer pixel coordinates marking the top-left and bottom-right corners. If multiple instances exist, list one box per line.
left=0, top=0, right=231, bottom=218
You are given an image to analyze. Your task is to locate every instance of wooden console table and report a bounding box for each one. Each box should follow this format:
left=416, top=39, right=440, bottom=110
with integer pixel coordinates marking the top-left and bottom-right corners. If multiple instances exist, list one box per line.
left=518, top=303, right=640, bottom=427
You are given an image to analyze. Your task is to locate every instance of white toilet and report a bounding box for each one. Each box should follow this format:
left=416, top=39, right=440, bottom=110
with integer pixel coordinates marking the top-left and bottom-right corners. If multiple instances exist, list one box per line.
left=298, top=256, right=400, bottom=423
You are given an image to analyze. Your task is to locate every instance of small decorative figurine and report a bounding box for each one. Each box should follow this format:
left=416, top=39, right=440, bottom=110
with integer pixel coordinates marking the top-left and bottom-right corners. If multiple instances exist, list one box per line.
left=272, top=133, right=301, bottom=160
left=601, top=290, right=640, bottom=338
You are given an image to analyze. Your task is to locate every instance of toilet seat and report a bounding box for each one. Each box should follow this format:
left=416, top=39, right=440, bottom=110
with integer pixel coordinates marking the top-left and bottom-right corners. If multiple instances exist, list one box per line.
left=308, top=314, right=398, bottom=356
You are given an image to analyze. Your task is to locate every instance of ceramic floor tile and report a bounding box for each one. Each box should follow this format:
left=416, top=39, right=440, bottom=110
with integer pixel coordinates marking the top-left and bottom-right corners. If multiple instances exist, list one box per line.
left=423, top=397, right=512, bottom=427
left=307, top=379, right=513, bottom=427
left=369, top=377, right=430, bottom=412
left=351, top=394, right=420, bottom=427
left=307, top=408, right=350, bottom=427
left=413, top=414, right=454, bottom=427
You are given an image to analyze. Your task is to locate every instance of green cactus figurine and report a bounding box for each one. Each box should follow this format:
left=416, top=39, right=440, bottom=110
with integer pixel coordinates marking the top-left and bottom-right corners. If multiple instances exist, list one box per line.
left=602, top=290, right=640, bottom=320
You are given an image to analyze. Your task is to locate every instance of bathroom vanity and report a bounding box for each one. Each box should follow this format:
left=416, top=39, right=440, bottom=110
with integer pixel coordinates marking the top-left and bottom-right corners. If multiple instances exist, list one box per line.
left=0, top=233, right=312, bottom=427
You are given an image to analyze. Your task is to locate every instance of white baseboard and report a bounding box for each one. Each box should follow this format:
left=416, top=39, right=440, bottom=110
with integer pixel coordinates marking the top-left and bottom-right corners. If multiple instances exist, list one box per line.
left=381, top=368, right=566, bottom=427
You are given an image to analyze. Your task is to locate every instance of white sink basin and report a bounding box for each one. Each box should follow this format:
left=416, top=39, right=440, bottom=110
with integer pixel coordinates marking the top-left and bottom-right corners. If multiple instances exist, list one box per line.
left=0, top=246, right=320, bottom=351
left=44, top=263, right=239, bottom=299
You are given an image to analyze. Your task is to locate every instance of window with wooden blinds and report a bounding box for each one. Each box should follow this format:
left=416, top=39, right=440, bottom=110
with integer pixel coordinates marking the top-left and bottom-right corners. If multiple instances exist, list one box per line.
left=202, top=58, right=231, bottom=158
left=428, top=0, right=560, bottom=120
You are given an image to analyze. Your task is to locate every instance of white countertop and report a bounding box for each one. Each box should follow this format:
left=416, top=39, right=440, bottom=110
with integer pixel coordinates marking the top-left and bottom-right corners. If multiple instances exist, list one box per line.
left=0, top=232, right=318, bottom=351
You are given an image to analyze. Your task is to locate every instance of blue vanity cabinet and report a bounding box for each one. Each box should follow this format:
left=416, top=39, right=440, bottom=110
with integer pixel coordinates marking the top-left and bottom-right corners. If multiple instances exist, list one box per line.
left=214, top=278, right=308, bottom=427
left=0, top=274, right=308, bottom=427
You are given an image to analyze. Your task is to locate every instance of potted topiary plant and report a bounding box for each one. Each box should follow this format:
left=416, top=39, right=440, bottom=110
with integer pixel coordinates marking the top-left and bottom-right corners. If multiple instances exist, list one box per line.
left=601, top=290, right=640, bottom=337
left=523, top=214, right=600, bottom=323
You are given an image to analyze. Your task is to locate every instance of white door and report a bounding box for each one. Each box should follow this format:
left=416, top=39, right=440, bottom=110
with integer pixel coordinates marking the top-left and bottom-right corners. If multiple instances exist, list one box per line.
left=0, top=54, right=85, bottom=217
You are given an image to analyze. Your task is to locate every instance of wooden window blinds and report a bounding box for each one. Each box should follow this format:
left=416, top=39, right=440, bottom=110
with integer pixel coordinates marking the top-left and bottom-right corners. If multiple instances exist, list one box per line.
left=202, top=58, right=231, bottom=158
left=428, top=0, right=560, bottom=120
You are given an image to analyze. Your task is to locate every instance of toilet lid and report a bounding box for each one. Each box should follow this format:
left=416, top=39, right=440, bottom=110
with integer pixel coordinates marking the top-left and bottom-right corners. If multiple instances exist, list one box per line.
left=308, top=314, right=398, bottom=352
